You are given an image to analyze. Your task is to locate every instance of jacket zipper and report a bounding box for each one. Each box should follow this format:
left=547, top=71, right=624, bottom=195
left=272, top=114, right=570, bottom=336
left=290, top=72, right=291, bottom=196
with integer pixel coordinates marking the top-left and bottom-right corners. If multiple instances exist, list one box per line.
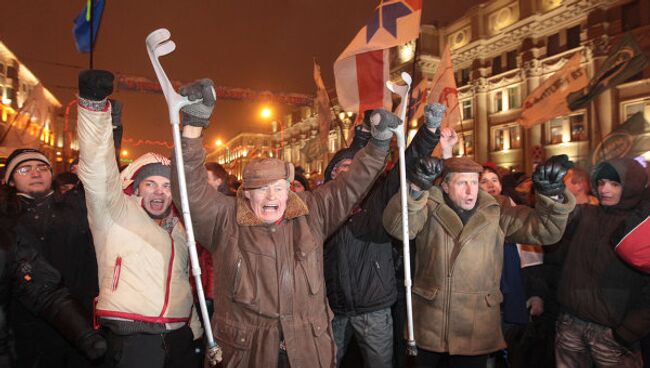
left=112, top=256, right=122, bottom=291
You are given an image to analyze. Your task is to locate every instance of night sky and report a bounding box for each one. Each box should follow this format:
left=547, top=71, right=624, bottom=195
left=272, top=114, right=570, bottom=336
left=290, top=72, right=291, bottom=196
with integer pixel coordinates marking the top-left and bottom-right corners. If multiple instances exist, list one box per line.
left=1, top=1, right=481, bottom=158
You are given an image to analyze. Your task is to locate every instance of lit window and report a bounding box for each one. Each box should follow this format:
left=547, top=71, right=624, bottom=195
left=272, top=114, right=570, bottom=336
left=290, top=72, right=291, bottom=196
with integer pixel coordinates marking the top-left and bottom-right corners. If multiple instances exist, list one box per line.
left=509, top=126, right=521, bottom=149
left=494, top=91, right=504, bottom=113
left=461, top=100, right=473, bottom=120
left=546, top=114, right=587, bottom=144
left=508, top=86, right=521, bottom=109
left=493, top=125, right=521, bottom=151
left=623, top=99, right=650, bottom=121
left=570, top=115, right=587, bottom=141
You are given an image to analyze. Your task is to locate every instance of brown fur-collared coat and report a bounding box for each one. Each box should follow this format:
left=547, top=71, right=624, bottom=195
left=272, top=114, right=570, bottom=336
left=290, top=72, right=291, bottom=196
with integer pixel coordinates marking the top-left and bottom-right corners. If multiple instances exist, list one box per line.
left=173, top=138, right=388, bottom=368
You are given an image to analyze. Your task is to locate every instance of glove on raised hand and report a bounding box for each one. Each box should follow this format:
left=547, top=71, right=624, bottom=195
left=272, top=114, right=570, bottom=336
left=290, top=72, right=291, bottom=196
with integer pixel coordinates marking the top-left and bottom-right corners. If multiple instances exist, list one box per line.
left=369, top=109, right=402, bottom=149
left=424, top=103, right=446, bottom=130
left=78, top=70, right=114, bottom=101
left=533, top=154, right=574, bottom=196
left=407, top=157, right=444, bottom=191
left=350, top=124, right=372, bottom=150
left=179, top=79, right=216, bottom=128
left=109, top=99, right=123, bottom=127
left=77, top=330, right=108, bottom=360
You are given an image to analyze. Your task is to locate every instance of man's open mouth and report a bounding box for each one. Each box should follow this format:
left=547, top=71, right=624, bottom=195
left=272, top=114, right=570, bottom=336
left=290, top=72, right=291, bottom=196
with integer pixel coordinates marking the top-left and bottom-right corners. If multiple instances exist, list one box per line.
left=150, top=199, right=165, bottom=211
left=263, top=204, right=279, bottom=213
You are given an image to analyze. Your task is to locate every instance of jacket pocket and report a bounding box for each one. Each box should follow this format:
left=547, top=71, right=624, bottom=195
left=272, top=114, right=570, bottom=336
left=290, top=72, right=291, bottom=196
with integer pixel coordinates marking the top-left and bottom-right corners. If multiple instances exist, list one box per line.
left=214, top=321, right=254, bottom=368
left=231, top=257, right=257, bottom=306
left=412, top=285, right=439, bottom=302
left=297, top=241, right=322, bottom=295
left=485, top=291, right=503, bottom=307
left=311, top=317, right=333, bottom=367
left=111, top=257, right=122, bottom=292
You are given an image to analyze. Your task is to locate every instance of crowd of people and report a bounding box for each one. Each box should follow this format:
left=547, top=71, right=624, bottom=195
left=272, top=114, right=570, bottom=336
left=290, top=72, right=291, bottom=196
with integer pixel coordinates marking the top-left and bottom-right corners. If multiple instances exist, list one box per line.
left=0, top=69, right=648, bottom=368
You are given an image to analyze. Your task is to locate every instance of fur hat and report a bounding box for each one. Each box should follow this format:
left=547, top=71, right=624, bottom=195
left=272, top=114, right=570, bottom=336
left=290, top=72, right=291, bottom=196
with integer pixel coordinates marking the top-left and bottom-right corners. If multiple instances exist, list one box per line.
left=242, top=158, right=294, bottom=190
left=3, top=148, right=51, bottom=184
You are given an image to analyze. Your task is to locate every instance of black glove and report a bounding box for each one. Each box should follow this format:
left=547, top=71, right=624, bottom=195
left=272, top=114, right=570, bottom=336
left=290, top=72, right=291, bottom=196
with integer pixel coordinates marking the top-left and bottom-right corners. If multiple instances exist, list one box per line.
left=45, top=298, right=107, bottom=360
left=78, top=70, right=114, bottom=101
left=76, top=330, right=108, bottom=360
left=109, top=99, right=123, bottom=127
left=532, top=154, right=573, bottom=197
left=179, top=79, right=216, bottom=127
left=350, top=124, right=371, bottom=150
left=407, top=157, right=444, bottom=191
left=369, top=109, right=401, bottom=149
left=424, top=103, right=445, bottom=130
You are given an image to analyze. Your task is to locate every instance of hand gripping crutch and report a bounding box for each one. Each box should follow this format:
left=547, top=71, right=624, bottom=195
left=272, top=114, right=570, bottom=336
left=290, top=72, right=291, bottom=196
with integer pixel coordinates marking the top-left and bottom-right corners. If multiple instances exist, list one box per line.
left=145, top=28, right=222, bottom=365
left=386, top=72, right=418, bottom=356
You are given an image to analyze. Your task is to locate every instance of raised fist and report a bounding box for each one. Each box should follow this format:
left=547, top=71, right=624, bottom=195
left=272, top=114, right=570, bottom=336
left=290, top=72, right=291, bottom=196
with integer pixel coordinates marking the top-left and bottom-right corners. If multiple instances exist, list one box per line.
left=407, top=157, right=444, bottom=191
left=533, top=154, right=574, bottom=197
left=179, top=78, right=216, bottom=128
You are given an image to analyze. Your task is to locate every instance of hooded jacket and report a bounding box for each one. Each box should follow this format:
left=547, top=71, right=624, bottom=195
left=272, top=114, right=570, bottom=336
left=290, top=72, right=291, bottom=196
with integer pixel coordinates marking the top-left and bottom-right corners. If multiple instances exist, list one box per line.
left=383, top=187, right=575, bottom=355
left=76, top=106, right=201, bottom=337
left=173, top=137, right=388, bottom=368
left=556, top=158, right=650, bottom=344
left=324, top=125, right=440, bottom=315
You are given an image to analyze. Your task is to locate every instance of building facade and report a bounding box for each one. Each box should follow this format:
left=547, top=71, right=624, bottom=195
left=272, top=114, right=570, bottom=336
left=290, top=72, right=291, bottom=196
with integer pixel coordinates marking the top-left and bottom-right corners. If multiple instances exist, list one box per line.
left=0, top=40, right=63, bottom=172
left=400, top=0, right=650, bottom=173
left=208, top=105, right=354, bottom=181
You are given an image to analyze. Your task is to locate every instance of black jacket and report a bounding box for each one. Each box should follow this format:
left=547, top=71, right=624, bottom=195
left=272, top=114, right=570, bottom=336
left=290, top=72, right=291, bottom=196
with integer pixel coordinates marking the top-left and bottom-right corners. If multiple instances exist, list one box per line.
left=8, top=190, right=98, bottom=363
left=555, top=158, right=650, bottom=344
left=1, top=216, right=101, bottom=366
left=324, top=125, right=440, bottom=315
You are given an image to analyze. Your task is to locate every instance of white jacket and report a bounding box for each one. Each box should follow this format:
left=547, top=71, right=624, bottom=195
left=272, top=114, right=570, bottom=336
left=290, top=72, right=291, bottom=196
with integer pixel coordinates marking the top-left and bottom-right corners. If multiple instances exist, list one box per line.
left=77, top=105, right=201, bottom=337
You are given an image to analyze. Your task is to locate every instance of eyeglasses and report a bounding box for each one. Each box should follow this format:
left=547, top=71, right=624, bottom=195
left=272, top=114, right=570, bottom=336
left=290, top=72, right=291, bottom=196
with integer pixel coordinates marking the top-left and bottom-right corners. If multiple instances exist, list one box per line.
left=15, top=164, right=51, bottom=176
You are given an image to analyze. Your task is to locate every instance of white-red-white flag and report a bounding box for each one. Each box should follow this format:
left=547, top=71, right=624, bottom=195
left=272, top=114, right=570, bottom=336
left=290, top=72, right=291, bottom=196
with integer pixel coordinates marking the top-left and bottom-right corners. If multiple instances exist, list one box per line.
left=334, top=0, right=422, bottom=114
left=518, top=52, right=588, bottom=128
left=427, top=46, right=460, bottom=128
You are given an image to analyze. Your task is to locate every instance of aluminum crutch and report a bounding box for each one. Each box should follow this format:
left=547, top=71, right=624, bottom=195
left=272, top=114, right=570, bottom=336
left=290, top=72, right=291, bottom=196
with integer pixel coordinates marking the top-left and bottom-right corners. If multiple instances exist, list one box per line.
left=386, top=72, right=418, bottom=356
left=145, top=28, right=222, bottom=365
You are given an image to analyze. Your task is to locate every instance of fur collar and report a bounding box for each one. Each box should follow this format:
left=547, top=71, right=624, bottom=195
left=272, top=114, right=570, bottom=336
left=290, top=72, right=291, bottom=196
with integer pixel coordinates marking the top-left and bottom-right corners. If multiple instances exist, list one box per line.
left=235, top=188, right=309, bottom=226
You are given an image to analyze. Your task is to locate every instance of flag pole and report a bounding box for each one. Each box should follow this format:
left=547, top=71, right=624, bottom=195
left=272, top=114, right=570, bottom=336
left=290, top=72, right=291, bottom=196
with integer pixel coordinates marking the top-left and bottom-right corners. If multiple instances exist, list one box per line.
left=406, top=38, right=420, bottom=125
left=89, top=0, right=94, bottom=69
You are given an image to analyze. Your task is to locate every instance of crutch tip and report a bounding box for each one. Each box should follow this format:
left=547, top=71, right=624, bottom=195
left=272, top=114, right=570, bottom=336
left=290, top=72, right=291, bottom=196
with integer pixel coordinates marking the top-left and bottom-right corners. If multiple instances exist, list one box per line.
left=407, top=342, right=418, bottom=356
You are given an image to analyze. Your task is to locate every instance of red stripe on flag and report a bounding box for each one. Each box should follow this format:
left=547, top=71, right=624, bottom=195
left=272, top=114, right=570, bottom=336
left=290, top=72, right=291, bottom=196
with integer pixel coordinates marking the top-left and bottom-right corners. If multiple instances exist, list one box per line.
left=356, top=50, right=385, bottom=113
left=404, top=0, right=422, bottom=11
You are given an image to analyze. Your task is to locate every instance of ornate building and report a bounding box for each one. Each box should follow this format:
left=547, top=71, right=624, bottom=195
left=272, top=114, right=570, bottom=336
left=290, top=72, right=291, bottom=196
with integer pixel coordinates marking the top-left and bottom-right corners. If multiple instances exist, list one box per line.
left=398, top=0, right=650, bottom=172
left=0, top=40, right=63, bottom=171
left=208, top=105, right=354, bottom=181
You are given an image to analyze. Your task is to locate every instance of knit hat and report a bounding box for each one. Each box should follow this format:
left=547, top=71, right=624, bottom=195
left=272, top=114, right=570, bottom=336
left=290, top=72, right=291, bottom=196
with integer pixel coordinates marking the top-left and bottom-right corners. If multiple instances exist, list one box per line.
left=591, top=162, right=621, bottom=184
left=3, top=148, right=51, bottom=184
left=293, top=173, right=310, bottom=191
left=242, top=158, right=294, bottom=190
left=324, top=148, right=357, bottom=182
left=119, top=152, right=171, bottom=195
left=132, top=163, right=171, bottom=190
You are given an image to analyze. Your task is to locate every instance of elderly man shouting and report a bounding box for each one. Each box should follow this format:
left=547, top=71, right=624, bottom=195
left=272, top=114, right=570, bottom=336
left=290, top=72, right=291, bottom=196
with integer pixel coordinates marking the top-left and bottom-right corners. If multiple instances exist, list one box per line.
left=173, top=79, right=399, bottom=367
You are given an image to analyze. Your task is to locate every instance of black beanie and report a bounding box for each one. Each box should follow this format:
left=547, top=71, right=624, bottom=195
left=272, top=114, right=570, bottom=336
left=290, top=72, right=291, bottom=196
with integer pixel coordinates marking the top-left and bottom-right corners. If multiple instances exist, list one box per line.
left=324, top=148, right=357, bottom=182
left=592, top=162, right=621, bottom=184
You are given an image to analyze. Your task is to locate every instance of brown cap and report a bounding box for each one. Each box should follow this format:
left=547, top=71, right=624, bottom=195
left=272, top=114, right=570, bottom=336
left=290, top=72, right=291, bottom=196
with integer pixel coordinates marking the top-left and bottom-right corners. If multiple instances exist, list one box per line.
left=442, top=157, right=483, bottom=178
left=242, top=158, right=294, bottom=189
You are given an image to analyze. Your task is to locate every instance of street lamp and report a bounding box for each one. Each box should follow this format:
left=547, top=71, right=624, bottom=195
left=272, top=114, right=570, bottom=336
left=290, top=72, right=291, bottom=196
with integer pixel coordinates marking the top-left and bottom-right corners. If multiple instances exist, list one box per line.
left=260, top=106, right=273, bottom=120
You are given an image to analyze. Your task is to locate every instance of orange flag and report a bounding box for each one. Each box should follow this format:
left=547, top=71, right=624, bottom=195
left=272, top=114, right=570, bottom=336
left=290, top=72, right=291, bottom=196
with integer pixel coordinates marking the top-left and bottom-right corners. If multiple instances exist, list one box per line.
left=427, top=46, right=460, bottom=128
left=518, top=52, right=588, bottom=128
